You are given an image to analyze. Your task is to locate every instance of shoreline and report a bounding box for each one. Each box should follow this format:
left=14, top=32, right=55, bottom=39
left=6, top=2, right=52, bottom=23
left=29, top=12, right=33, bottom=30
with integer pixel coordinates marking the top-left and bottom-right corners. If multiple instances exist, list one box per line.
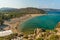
left=3, top=14, right=46, bottom=34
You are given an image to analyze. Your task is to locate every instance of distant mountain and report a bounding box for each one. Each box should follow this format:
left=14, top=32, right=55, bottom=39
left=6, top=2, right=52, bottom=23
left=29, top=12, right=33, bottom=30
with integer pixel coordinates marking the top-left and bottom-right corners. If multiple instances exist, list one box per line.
left=42, top=8, right=60, bottom=12
left=0, top=7, right=60, bottom=13
left=18, top=7, right=46, bottom=14
left=0, top=7, right=46, bottom=14
left=0, top=7, right=17, bottom=12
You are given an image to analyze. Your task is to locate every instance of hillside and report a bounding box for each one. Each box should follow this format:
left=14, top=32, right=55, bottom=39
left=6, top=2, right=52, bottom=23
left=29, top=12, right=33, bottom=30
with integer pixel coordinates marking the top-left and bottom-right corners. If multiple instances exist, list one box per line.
left=0, top=7, right=46, bottom=25
left=0, top=7, right=46, bottom=14
left=18, top=7, right=46, bottom=14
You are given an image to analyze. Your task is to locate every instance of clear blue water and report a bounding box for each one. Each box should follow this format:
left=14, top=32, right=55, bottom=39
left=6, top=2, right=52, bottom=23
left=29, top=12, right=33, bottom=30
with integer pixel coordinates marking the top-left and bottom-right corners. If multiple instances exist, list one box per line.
left=47, top=11, right=60, bottom=14
left=19, top=12, right=60, bottom=32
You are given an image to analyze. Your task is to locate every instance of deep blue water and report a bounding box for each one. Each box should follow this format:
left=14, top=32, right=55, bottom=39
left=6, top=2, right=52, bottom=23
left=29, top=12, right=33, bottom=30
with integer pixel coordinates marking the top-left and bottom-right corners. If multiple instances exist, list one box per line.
left=47, top=11, right=60, bottom=14
left=19, top=12, right=60, bottom=32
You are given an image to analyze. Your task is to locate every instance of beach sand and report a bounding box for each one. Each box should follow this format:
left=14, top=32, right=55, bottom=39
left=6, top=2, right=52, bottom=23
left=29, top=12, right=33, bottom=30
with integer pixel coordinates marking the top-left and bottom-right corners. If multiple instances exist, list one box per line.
left=4, top=14, right=46, bottom=34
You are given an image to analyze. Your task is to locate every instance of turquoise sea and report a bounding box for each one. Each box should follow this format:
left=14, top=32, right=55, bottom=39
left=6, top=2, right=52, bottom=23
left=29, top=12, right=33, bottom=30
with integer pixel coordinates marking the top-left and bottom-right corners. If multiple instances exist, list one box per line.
left=18, top=12, right=60, bottom=32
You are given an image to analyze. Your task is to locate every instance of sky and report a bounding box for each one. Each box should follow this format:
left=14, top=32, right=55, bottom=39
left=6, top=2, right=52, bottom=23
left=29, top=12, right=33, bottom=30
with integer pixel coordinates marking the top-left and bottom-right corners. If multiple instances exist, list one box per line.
left=0, top=0, right=60, bottom=9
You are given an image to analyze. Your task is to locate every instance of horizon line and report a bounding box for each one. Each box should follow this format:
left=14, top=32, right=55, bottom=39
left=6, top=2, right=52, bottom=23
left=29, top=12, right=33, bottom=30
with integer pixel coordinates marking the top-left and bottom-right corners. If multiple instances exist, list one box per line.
left=0, top=7, right=60, bottom=9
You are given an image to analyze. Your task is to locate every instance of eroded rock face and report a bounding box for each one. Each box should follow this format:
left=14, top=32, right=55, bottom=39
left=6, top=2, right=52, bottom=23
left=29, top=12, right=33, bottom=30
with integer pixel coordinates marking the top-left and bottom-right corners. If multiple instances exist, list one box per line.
left=56, top=22, right=60, bottom=28
left=55, top=22, right=60, bottom=32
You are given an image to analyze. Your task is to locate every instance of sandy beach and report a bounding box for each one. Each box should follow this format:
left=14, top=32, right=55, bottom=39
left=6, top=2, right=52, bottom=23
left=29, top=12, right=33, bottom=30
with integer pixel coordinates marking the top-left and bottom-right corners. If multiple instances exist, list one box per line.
left=3, top=14, right=46, bottom=33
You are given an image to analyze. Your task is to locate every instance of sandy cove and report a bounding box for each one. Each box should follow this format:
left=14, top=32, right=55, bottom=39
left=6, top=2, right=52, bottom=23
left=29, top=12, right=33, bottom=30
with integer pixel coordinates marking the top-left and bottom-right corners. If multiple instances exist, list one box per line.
left=3, top=14, right=46, bottom=33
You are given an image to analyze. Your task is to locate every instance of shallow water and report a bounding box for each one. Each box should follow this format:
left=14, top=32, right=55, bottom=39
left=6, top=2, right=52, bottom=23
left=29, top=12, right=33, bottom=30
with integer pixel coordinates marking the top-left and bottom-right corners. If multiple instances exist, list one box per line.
left=18, top=11, right=60, bottom=32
